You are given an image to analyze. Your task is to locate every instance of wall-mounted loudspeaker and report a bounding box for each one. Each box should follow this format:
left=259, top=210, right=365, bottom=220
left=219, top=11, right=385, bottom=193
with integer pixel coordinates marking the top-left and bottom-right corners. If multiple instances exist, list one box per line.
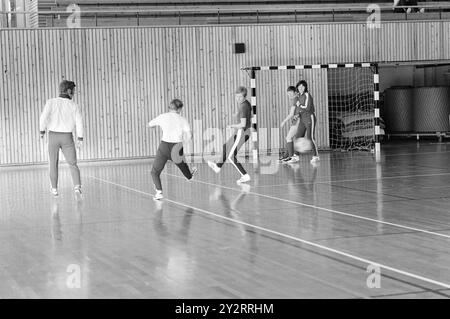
left=234, top=43, right=245, bottom=54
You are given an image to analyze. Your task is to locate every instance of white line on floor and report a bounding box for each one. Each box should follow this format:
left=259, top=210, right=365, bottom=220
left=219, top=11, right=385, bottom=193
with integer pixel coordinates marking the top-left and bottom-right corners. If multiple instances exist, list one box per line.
left=88, top=174, right=450, bottom=290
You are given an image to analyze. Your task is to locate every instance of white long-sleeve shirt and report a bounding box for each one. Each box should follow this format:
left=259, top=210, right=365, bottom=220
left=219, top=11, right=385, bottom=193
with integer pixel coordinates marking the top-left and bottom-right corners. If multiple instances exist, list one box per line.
left=148, top=112, right=191, bottom=143
left=39, top=97, right=84, bottom=139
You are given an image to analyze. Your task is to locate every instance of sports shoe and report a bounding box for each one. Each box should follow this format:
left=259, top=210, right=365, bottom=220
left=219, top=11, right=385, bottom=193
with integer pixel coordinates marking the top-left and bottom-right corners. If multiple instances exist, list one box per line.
left=154, top=190, right=164, bottom=200
left=74, top=185, right=82, bottom=195
left=207, top=161, right=221, bottom=173
left=281, top=156, right=291, bottom=163
left=237, top=174, right=251, bottom=184
left=310, top=156, right=320, bottom=164
left=286, top=155, right=300, bottom=163
left=50, top=188, right=59, bottom=197
left=278, top=154, right=290, bottom=162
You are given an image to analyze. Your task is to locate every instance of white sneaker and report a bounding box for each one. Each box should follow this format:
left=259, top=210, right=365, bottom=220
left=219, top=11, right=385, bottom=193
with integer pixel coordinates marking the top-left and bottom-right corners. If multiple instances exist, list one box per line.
left=237, top=174, right=251, bottom=184
left=281, top=156, right=291, bottom=164
left=207, top=161, right=221, bottom=174
left=286, top=155, right=299, bottom=163
left=154, top=190, right=164, bottom=200
left=74, top=185, right=82, bottom=195
left=310, top=156, right=320, bottom=164
left=50, top=188, right=59, bottom=197
left=278, top=155, right=290, bottom=163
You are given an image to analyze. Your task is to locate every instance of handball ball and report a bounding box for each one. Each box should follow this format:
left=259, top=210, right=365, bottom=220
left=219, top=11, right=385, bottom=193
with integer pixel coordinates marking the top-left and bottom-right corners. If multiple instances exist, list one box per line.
left=294, top=138, right=313, bottom=153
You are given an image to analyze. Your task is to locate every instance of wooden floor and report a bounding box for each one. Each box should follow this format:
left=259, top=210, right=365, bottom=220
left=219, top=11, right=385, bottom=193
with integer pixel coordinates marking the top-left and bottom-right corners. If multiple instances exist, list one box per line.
left=1, top=140, right=449, bottom=299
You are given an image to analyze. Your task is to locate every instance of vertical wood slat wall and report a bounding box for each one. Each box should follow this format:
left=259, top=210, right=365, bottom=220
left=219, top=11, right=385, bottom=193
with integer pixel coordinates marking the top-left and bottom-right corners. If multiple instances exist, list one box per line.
left=1, top=21, right=450, bottom=165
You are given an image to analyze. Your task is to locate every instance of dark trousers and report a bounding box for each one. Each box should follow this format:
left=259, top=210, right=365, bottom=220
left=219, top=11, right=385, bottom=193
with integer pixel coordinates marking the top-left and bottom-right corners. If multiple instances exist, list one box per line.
left=296, top=114, right=319, bottom=157
left=48, top=131, right=81, bottom=188
left=217, top=129, right=250, bottom=176
left=151, top=141, right=193, bottom=191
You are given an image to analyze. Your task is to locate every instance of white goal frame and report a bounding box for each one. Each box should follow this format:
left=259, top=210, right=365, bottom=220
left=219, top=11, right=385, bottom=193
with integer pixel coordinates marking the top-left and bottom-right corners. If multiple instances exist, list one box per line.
left=242, top=62, right=381, bottom=162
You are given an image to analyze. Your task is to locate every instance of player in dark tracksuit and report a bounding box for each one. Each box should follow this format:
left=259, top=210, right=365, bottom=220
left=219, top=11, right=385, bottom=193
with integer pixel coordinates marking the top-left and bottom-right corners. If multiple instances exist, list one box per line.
left=295, top=80, right=320, bottom=164
left=207, top=86, right=252, bottom=184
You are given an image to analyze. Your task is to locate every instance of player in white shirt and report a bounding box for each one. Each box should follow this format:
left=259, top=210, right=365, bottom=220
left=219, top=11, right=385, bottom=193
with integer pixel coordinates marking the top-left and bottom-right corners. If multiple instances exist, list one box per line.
left=39, top=80, right=84, bottom=197
left=148, top=99, right=197, bottom=200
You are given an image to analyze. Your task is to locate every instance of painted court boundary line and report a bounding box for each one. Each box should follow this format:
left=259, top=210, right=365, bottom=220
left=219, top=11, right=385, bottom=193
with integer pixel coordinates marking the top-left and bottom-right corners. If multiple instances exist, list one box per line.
left=252, top=171, right=450, bottom=188
left=87, top=175, right=450, bottom=290
left=257, top=150, right=450, bottom=160
left=382, top=150, right=450, bottom=157
left=161, top=172, right=450, bottom=240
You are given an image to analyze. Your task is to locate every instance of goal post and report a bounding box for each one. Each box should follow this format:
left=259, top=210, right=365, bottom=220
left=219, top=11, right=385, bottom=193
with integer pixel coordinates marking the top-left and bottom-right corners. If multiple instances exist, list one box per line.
left=242, top=62, right=382, bottom=163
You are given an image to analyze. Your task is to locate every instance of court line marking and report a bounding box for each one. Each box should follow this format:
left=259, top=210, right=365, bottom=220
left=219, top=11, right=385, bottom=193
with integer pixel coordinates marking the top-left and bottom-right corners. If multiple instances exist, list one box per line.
left=257, top=150, right=450, bottom=159
left=160, top=172, right=450, bottom=240
left=381, top=150, right=450, bottom=157
left=369, top=288, right=450, bottom=299
left=251, top=172, right=450, bottom=188
left=87, top=175, right=450, bottom=290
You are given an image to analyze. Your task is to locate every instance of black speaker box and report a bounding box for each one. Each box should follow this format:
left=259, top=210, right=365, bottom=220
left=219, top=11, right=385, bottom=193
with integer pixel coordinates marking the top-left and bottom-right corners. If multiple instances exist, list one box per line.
left=234, top=43, right=245, bottom=54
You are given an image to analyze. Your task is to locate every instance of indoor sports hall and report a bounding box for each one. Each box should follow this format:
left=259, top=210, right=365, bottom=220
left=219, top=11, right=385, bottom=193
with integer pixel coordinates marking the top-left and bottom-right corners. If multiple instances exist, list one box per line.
left=0, top=0, right=449, bottom=299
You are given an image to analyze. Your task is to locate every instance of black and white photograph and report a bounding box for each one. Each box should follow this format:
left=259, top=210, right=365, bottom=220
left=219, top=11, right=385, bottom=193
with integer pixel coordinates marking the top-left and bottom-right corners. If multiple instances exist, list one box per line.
left=0, top=0, right=450, bottom=307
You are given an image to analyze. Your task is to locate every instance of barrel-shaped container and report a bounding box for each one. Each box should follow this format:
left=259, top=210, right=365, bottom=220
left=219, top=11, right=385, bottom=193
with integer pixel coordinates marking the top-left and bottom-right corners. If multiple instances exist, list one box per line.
left=384, top=87, right=414, bottom=133
left=413, top=87, right=450, bottom=132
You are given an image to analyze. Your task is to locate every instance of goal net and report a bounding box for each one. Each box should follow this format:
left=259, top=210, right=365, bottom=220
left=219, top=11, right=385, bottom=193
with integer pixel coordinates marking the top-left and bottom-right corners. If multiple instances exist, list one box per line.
left=328, top=67, right=380, bottom=152
left=248, top=63, right=381, bottom=157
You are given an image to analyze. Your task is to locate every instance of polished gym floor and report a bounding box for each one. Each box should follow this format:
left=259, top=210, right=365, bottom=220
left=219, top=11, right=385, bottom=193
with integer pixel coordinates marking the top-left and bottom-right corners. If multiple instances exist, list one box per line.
left=1, top=141, right=449, bottom=298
